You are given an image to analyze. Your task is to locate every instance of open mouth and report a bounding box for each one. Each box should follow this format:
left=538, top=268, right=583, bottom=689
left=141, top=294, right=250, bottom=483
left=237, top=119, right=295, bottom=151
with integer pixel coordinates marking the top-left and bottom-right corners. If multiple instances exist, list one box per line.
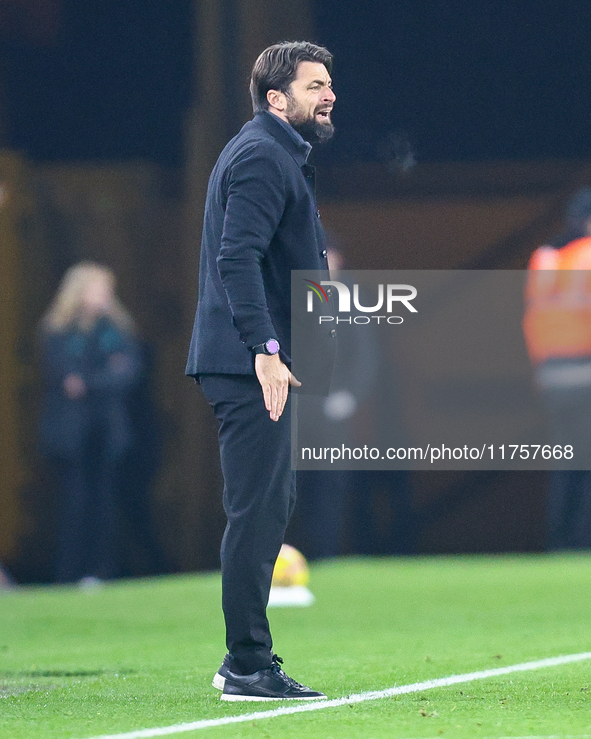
left=316, top=109, right=332, bottom=120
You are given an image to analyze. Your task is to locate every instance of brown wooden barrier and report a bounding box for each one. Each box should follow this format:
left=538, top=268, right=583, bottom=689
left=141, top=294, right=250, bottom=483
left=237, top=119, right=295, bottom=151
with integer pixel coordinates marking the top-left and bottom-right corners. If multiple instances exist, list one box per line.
left=4, top=157, right=591, bottom=579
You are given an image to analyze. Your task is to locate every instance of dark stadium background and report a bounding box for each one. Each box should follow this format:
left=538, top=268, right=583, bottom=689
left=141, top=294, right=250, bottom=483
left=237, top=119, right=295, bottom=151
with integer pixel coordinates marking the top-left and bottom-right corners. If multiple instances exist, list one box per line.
left=2, top=0, right=591, bottom=582
left=4, top=0, right=591, bottom=164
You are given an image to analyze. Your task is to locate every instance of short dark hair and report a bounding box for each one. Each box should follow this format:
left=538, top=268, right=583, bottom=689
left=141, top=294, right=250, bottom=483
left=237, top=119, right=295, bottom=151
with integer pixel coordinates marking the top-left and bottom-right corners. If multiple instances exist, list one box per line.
left=250, top=41, right=333, bottom=114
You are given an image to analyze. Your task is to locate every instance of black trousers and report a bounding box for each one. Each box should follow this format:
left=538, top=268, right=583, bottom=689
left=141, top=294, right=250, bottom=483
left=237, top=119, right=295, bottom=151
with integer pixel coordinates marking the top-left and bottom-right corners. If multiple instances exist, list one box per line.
left=199, top=374, right=296, bottom=675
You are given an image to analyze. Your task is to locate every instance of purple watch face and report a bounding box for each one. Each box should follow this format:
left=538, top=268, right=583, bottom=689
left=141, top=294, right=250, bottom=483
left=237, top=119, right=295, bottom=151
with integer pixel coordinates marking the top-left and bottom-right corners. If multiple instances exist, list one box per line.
left=266, top=339, right=280, bottom=355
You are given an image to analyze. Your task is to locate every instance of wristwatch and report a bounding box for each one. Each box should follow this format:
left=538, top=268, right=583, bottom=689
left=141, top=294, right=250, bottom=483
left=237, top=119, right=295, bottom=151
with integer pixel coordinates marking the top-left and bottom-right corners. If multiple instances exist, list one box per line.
left=252, top=338, right=280, bottom=355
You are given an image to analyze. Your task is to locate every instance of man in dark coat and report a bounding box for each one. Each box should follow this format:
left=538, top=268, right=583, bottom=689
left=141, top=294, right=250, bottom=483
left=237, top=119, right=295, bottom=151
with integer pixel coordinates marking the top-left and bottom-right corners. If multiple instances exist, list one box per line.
left=186, top=41, right=336, bottom=701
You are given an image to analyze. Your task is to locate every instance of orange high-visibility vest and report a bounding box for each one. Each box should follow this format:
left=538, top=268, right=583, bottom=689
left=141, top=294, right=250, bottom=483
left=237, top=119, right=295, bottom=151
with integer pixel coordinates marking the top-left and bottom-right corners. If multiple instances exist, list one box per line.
left=523, top=237, right=591, bottom=364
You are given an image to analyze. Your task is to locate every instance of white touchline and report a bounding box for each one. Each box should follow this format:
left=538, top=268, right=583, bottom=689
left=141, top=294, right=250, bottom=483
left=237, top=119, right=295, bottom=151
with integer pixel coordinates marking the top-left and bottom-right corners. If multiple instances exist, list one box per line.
left=79, top=651, right=591, bottom=739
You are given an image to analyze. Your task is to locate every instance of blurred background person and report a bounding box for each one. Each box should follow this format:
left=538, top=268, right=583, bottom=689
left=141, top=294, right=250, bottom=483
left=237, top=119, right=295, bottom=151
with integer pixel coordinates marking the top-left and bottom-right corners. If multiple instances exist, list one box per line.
left=524, top=189, right=591, bottom=550
left=117, top=340, right=169, bottom=577
left=348, top=343, right=417, bottom=556
left=291, top=247, right=417, bottom=557
left=38, top=263, right=142, bottom=584
left=289, top=247, right=351, bottom=559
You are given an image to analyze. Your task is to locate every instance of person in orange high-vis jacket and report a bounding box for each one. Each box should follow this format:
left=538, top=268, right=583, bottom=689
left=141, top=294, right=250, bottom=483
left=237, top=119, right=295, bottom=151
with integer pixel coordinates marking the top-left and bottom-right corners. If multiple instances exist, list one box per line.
left=524, top=188, right=591, bottom=549
left=524, top=239, right=591, bottom=365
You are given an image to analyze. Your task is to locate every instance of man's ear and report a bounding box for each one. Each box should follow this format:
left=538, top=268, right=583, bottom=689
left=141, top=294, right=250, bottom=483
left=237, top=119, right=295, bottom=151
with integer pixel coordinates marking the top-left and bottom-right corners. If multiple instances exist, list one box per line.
left=267, top=89, right=287, bottom=113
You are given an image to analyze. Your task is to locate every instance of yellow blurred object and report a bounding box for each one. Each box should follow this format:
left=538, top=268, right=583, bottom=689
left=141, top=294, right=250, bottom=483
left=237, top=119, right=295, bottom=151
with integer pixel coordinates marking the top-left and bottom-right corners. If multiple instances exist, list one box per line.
left=272, top=544, right=310, bottom=587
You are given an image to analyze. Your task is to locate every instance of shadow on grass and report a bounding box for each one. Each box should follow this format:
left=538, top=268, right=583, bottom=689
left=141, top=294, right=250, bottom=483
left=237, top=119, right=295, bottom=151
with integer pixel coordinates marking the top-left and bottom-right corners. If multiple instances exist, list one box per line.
left=0, top=668, right=136, bottom=678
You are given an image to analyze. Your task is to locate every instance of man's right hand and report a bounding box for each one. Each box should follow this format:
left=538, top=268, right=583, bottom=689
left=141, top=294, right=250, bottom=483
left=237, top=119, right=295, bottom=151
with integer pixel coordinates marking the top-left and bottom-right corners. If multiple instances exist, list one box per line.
left=255, top=354, right=301, bottom=421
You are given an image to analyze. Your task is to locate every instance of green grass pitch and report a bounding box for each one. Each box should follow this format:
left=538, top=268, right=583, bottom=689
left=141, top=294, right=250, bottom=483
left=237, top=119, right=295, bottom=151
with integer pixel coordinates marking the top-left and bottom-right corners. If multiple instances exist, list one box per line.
left=2, top=554, right=591, bottom=739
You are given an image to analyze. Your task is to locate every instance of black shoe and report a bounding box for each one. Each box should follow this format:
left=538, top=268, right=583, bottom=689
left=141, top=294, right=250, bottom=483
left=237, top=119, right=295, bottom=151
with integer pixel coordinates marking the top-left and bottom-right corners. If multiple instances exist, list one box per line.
left=212, top=654, right=326, bottom=701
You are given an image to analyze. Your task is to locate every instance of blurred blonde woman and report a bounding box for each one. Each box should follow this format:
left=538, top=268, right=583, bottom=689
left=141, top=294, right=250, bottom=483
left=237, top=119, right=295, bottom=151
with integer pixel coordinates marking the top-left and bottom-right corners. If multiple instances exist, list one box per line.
left=39, top=263, right=141, bottom=583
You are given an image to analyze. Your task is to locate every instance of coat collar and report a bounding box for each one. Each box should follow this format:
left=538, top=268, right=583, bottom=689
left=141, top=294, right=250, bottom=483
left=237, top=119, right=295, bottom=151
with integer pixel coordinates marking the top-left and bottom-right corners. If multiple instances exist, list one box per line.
left=253, top=111, right=312, bottom=167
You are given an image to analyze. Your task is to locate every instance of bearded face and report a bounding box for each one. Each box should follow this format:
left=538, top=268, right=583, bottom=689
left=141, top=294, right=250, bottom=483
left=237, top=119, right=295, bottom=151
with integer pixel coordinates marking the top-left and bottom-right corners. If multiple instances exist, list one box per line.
left=280, top=61, right=335, bottom=144
left=285, top=92, right=335, bottom=144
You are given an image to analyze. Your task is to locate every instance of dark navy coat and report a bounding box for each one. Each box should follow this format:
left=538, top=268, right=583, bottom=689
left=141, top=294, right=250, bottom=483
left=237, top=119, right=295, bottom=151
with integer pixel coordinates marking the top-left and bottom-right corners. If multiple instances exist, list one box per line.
left=185, top=111, right=331, bottom=377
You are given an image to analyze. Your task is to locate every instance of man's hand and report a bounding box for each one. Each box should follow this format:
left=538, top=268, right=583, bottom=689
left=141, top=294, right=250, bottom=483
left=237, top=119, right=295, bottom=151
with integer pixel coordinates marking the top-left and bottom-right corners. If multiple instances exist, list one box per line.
left=255, top=354, right=301, bottom=421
